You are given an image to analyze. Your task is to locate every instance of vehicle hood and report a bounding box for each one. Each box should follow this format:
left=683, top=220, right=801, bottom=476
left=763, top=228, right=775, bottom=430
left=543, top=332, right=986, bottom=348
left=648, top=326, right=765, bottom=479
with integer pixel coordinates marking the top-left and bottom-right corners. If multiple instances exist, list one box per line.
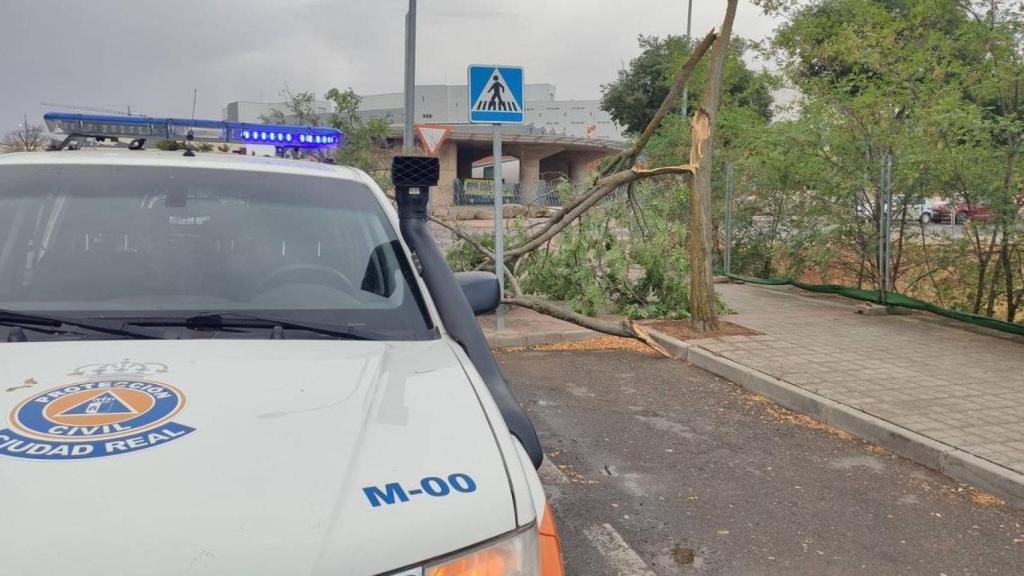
left=0, top=340, right=516, bottom=576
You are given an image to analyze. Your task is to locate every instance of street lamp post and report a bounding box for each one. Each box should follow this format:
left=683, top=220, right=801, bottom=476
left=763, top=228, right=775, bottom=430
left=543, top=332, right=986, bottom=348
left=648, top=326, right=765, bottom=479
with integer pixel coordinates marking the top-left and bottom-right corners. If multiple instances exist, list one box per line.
left=403, top=0, right=417, bottom=154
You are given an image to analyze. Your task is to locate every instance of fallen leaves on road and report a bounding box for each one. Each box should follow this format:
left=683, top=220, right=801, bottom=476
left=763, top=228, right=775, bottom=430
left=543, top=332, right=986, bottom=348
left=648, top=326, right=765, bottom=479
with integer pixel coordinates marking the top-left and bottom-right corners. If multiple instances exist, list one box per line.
left=504, top=336, right=660, bottom=356
left=864, top=445, right=891, bottom=457
left=742, top=393, right=854, bottom=441
left=968, top=490, right=1007, bottom=508
left=557, top=463, right=596, bottom=484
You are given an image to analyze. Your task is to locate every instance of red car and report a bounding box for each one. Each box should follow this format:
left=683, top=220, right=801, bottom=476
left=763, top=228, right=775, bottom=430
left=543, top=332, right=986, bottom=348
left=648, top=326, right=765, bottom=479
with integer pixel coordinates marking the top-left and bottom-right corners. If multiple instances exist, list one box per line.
left=933, top=201, right=996, bottom=224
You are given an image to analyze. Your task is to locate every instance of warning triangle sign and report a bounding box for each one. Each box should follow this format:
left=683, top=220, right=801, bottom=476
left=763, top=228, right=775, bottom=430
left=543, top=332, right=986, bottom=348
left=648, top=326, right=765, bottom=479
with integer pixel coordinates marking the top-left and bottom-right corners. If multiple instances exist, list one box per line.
left=60, top=391, right=138, bottom=417
left=415, top=124, right=452, bottom=156
left=472, top=68, right=521, bottom=113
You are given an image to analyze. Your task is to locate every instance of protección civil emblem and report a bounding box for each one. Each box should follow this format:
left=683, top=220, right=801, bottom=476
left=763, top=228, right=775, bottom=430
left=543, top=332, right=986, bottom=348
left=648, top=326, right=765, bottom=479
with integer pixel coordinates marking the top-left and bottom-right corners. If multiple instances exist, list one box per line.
left=0, top=360, right=194, bottom=460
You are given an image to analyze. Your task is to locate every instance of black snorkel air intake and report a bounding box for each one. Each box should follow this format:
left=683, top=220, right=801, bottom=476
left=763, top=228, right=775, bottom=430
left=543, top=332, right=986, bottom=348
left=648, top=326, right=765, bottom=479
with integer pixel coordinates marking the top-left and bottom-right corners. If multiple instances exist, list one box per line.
left=392, top=156, right=543, bottom=469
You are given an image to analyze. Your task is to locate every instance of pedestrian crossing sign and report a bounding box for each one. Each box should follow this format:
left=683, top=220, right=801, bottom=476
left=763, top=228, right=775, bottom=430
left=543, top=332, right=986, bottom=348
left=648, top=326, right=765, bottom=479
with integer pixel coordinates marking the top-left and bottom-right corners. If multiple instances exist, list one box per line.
left=468, top=65, right=525, bottom=124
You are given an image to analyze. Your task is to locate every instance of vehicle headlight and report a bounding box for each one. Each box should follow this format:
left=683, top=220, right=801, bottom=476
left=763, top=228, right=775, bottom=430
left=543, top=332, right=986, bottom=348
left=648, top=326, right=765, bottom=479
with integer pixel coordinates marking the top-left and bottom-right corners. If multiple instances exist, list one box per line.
left=424, top=525, right=539, bottom=576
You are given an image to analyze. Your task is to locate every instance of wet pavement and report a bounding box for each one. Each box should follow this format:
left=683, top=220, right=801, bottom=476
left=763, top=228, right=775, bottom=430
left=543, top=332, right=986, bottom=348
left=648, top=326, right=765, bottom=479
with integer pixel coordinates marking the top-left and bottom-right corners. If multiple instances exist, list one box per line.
left=498, top=349, right=1024, bottom=575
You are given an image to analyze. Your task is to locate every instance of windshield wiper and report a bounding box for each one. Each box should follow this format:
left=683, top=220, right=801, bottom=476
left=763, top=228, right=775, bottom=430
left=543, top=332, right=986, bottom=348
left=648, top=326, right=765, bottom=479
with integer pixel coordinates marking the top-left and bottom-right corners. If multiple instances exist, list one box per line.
left=0, top=309, right=163, bottom=340
left=127, top=313, right=381, bottom=341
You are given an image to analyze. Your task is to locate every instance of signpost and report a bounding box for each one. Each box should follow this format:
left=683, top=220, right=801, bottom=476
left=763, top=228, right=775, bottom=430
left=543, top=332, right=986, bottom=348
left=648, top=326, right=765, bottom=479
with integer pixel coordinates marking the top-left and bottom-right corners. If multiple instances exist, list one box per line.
left=878, top=152, right=894, bottom=305
left=403, top=1, right=418, bottom=154
left=468, top=65, right=525, bottom=330
left=724, top=164, right=734, bottom=276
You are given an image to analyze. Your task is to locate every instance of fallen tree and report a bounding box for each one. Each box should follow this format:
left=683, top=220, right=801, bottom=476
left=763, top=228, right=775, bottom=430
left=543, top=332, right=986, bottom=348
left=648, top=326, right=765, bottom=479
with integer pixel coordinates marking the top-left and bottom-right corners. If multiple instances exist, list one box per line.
left=437, top=3, right=741, bottom=350
left=435, top=29, right=716, bottom=269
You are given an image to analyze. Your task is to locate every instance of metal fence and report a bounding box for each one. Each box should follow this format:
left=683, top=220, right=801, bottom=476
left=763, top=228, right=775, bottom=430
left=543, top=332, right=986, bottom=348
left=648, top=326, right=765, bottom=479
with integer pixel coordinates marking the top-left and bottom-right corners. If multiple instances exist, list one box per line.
left=452, top=179, right=566, bottom=208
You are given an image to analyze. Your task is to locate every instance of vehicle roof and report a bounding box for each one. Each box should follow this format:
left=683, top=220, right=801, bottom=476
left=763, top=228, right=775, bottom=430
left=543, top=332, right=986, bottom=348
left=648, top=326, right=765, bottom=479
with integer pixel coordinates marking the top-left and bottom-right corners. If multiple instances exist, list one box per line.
left=0, top=149, right=368, bottom=181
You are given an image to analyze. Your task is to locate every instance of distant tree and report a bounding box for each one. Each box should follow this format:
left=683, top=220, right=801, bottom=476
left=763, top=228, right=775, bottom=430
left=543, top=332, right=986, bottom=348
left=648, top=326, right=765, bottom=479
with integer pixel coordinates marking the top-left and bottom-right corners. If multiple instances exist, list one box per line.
left=1, top=121, right=47, bottom=153
left=260, top=87, right=322, bottom=126
left=265, top=87, right=392, bottom=184
left=324, top=88, right=392, bottom=181
left=601, top=34, right=774, bottom=135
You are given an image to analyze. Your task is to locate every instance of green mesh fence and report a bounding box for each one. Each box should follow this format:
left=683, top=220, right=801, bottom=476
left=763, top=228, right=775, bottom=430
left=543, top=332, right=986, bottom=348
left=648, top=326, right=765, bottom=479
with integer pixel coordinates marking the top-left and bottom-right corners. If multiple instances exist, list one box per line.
left=725, top=273, right=1024, bottom=337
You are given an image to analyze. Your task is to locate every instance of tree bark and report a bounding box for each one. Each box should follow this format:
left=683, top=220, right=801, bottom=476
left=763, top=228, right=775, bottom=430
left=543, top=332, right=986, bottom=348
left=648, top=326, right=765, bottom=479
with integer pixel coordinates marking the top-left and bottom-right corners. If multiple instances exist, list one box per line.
left=687, top=0, right=738, bottom=333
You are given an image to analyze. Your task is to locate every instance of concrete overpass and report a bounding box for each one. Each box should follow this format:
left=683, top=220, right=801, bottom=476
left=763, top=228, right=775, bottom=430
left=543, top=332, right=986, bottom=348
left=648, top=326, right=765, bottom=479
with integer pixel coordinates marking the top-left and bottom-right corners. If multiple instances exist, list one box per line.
left=389, top=124, right=626, bottom=205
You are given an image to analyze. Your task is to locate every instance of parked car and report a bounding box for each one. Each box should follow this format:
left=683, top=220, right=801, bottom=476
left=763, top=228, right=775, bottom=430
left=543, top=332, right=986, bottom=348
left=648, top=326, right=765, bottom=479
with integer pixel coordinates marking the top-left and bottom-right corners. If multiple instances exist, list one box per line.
left=855, top=196, right=936, bottom=224
left=907, top=198, right=936, bottom=224
left=933, top=201, right=996, bottom=224
left=905, top=198, right=937, bottom=223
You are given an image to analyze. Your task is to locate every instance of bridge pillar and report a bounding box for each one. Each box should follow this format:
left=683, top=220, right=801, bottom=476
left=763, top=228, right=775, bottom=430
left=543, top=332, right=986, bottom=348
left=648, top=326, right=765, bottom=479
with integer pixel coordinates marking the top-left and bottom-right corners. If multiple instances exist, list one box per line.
left=519, top=156, right=541, bottom=203
left=436, top=141, right=458, bottom=206
left=569, top=159, right=601, bottom=185
left=515, top=145, right=564, bottom=204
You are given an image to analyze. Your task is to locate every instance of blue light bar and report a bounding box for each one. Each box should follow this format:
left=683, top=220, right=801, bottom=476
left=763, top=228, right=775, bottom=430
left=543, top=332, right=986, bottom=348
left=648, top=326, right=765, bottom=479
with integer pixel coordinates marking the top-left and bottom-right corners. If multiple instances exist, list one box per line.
left=43, top=112, right=344, bottom=149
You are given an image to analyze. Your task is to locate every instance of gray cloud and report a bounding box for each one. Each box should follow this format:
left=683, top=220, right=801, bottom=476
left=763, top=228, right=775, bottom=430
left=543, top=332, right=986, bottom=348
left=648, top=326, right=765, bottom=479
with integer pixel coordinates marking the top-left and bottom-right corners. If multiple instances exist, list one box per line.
left=0, top=0, right=778, bottom=132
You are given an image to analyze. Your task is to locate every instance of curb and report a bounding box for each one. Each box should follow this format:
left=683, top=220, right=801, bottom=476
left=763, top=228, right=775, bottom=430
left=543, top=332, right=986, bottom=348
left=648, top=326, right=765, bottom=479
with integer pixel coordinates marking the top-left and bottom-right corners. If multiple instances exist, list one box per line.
left=485, top=329, right=596, bottom=349
left=643, top=328, right=690, bottom=359
left=646, top=328, right=1024, bottom=508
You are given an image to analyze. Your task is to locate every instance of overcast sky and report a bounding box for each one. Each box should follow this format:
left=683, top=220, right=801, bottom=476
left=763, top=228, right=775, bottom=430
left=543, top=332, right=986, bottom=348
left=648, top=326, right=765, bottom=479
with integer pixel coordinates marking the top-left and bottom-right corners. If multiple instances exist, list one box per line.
left=0, top=1, right=779, bottom=132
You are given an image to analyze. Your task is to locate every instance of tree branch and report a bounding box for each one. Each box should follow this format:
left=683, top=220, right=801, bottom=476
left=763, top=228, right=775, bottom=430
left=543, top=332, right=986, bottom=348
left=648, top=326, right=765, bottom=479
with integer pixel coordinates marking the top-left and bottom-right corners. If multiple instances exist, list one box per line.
left=602, top=29, right=719, bottom=176
left=632, top=164, right=697, bottom=178
left=428, top=214, right=494, bottom=260
left=503, top=297, right=671, bottom=357
left=428, top=214, right=522, bottom=296
left=506, top=170, right=638, bottom=258
left=495, top=31, right=717, bottom=261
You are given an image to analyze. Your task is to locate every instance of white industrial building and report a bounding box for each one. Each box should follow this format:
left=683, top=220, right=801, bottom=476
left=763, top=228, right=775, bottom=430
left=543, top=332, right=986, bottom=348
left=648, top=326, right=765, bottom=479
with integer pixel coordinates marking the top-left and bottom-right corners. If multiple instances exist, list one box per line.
left=222, top=84, right=625, bottom=141
left=220, top=85, right=627, bottom=206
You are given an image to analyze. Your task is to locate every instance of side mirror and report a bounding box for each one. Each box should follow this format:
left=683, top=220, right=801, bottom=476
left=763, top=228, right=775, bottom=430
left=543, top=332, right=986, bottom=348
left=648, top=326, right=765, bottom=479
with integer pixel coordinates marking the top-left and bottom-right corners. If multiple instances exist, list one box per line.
left=455, top=271, right=500, bottom=315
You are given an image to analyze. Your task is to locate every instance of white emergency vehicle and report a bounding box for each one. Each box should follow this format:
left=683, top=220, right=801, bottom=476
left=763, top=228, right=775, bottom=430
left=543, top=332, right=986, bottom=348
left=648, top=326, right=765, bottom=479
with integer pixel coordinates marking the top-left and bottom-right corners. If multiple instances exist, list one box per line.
left=0, top=113, right=563, bottom=576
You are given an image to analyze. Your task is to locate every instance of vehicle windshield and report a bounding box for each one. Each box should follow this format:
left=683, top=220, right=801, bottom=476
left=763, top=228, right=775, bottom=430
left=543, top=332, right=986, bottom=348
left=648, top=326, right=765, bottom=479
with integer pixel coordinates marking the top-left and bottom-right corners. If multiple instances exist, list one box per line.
left=0, top=164, right=435, bottom=340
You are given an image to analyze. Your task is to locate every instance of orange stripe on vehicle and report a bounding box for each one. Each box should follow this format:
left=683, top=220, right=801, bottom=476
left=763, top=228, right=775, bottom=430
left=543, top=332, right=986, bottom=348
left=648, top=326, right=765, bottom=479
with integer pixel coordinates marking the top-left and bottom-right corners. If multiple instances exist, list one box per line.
left=539, top=500, right=565, bottom=576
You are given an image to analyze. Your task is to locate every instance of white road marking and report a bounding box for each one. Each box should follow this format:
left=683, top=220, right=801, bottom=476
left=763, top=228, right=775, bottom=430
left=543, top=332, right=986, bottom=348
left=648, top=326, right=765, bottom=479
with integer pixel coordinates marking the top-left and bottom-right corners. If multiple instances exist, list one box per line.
left=584, top=523, right=656, bottom=576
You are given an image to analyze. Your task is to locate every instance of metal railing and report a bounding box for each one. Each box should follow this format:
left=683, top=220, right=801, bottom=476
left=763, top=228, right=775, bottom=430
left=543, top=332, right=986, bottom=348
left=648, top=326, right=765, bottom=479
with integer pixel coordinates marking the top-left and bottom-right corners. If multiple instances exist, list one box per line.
left=450, top=178, right=630, bottom=209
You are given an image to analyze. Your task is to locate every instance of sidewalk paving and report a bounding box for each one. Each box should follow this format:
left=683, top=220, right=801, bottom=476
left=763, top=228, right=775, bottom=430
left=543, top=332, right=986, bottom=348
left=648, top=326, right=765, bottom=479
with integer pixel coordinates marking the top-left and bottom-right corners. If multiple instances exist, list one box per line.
left=707, top=283, right=1024, bottom=474
left=483, top=284, right=1024, bottom=505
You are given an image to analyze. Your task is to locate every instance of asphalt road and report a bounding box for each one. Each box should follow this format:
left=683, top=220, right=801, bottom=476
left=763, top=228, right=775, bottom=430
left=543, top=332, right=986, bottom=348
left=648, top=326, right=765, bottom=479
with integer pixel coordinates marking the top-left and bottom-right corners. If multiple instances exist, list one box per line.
left=497, top=349, right=1024, bottom=575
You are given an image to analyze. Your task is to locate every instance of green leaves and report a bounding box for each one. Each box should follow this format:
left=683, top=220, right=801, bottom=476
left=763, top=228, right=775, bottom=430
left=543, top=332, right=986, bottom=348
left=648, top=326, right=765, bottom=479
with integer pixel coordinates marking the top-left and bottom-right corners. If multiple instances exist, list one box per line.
left=515, top=187, right=700, bottom=319
left=325, top=88, right=392, bottom=185
left=600, top=34, right=775, bottom=135
left=263, top=86, right=392, bottom=186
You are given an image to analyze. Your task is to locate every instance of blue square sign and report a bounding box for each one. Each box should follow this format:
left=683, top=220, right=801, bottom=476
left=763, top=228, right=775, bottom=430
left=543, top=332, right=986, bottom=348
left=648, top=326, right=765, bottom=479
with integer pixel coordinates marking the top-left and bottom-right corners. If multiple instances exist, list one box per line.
left=468, top=65, right=525, bottom=124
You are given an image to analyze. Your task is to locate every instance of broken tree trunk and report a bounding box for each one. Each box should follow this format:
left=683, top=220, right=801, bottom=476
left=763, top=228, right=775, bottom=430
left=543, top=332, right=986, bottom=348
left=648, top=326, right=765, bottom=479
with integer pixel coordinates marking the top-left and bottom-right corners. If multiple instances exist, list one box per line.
left=687, top=0, right=738, bottom=333
left=431, top=28, right=723, bottom=351
left=502, top=30, right=718, bottom=261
